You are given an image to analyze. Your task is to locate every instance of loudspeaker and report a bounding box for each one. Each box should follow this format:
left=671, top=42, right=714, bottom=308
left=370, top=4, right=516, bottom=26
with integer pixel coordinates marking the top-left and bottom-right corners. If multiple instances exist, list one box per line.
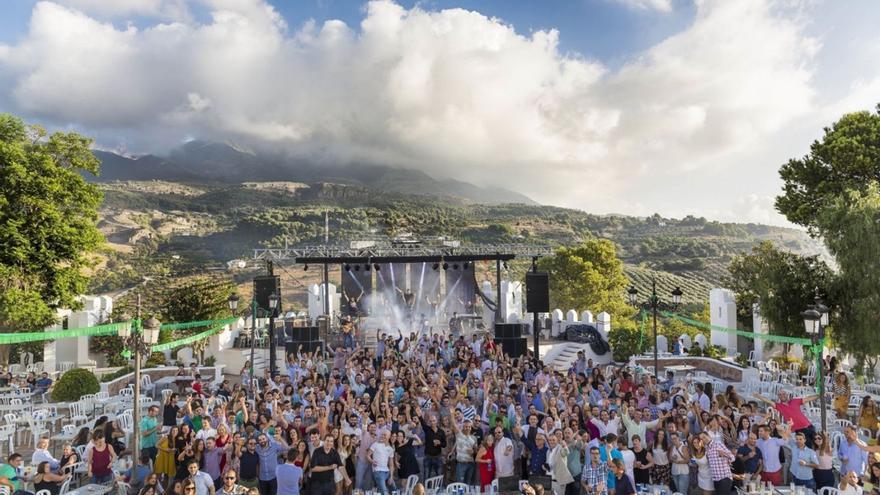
left=496, top=337, right=527, bottom=358
left=253, top=275, right=281, bottom=314
left=494, top=323, right=525, bottom=339
left=525, top=272, right=549, bottom=313
left=286, top=341, right=323, bottom=355
left=290, top=326, right=319, bottom=341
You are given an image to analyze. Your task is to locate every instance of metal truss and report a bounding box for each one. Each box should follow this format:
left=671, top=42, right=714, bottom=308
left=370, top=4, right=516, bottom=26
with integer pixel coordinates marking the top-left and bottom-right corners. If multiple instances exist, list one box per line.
left=253, top=243, right=555, bottom=263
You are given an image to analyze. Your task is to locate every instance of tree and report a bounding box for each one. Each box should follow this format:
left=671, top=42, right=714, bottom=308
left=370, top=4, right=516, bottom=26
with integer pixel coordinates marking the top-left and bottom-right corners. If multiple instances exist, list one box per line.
left=776, top=104, right=880, bottom=233
left=724, top=241, right=834, bottom=339
left=817, top=184, right=880, bottom=371
left=160, top=275, right=235, bottom=360
left=537, top=239, right=630, bottom=319
left=0, top=114, right=103, bottom=362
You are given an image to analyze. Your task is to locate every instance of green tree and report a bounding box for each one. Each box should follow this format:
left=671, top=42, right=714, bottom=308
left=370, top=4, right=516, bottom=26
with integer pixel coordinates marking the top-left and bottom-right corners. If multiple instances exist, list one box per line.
left=817, top=184, right=880, bottom=371
left=160, top=275, right=235, bottom=360
left=537, top=239, right=631, bottom=318
left=724, top=241, right=834, bottom=339
left=0, top=114, right=103, bottom=362
left=776, top=104, right=880, bottom=233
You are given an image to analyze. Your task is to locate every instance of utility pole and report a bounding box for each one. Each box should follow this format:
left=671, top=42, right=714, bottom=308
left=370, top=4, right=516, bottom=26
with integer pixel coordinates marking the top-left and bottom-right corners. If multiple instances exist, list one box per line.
left=531, top=257, right=540, bottom=366
left=267, top=261, right=277, bottom=378
left=495, top=256, right=502, bottom=323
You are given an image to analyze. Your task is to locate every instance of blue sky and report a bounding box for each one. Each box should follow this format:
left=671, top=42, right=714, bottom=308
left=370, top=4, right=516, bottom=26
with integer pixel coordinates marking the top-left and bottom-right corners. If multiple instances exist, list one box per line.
left=0, top=0, right=878, bottom=225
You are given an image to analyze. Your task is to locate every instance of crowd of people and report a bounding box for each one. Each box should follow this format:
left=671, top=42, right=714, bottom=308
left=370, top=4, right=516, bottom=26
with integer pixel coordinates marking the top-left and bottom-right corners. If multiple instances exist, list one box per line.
left=1, top=329, right=879, bottom=495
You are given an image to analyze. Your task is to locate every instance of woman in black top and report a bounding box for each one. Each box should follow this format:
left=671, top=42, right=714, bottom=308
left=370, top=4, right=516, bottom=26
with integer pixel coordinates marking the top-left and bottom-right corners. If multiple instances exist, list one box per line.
left=631, top=435, right=653, bottom=485
left=164, top=393, right=181, bottom=427
left=33, top=461, right=69, bottom=495
left=59, top=444, right=80, bottom=473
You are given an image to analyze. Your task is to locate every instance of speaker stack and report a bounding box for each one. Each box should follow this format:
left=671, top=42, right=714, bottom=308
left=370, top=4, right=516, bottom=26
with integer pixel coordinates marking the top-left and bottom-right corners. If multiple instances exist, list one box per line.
left=494, top=323, right=527, bottom=358
left=285, top=326, right=323, bottom=355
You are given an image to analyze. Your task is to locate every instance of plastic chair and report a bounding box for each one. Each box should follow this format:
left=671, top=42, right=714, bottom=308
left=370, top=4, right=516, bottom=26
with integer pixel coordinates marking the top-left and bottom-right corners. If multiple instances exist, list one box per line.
left=59, top=477, right=72, bottom=495
left=404, top=475, right=418, bottom=495
left=425, top=476, right=443, bottom=495
left=819, top=488, right=841, bottom=495
left=447, top=483, right=470, bottom=495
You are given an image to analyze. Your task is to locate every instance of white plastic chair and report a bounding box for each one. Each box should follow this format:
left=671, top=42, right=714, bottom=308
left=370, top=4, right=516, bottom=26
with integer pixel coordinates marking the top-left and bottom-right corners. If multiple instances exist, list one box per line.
left=819, top=488, right=841, bottom=495
left=425, top=476, right=443, bottom=495
left=447, top=483, right=470, bottom=495
left=403, top=474, right=418, bottom=495
left=59, top=476, right=72, bottom=495
left=487, top=479, right=498, bottom=495
left=0, top=485, right=12, bottom=495
left=0, top=424, right=14, bottom=455
left=141, top=374, right=155, bottom=395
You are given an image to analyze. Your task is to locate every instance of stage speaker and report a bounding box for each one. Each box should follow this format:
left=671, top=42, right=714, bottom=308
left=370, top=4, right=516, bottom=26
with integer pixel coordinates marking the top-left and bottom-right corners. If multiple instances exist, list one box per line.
left=525, top=272, right=550, bottom=313
left=494, top=323, right=525, bottom=339
left=496, top=337, right=527, bottom=358
left=253, top=275, right=281, bottom=314
left=286, top=341, right=323, bottom=355
left=316, top=315, right=330, bottom=335
left=289, top=326, right=319, bottom=341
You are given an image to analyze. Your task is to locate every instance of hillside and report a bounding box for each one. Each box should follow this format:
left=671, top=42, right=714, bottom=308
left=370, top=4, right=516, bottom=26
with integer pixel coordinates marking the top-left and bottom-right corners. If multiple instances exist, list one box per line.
left=88, top=179, right=824, bottom=309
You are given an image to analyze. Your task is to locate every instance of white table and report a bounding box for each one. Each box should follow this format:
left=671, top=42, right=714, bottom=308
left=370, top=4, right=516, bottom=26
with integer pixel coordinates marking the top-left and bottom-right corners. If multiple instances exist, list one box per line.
left=664, top=365, right=696, bottom=375
left=67, top=484, right=114, bottom=495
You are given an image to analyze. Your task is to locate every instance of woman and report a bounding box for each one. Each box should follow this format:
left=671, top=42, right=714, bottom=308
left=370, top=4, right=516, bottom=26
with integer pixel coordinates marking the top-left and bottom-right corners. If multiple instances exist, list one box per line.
left=336, top=435, right=355, bottom=495
left=833, top=373, right=852, bottom=419
left=724, top=386, right=742, bottom=408
left=860, top=397, right=880, bottom=436
left=651, top=430, right=671, bottom=488
left=692, top=435, right=713, bottom=495
left=175, top=424, right=193, bottom=453
left=192, top=439, right=206, bottom=468
left=632, top=435, right=653, bottom=485
left=175, top=443, right=196, bottom=480
left=476, top=434, right=496, bottom=490
left=841, top=470, right=864, bottom=495
left=155, top=426, right=178, bottom=482
left=293, top=440, right=310, bottom=470
left=87, top=432, right=117, bottom=484
left=669, top=433, right=690, bottom=494
left=393, top=431, right=421, bottom=489
left=59, top=444, right=80, bottom=473
left=168, top=480, right=183, bottom=495
left=139, top=486, right=158, bottom=495
left=736, top=416, right=752, bottom=447
left=104, top=420, right=127, bottom=455
left=143, top=473, right=166, bottom=495
left=182, top=479, right=197, bottom=495
left=33, top=461, right=69, bottom=495
left=215, top=425, right=231, bottom=473
left=813, top=432, right=834, bottom=491
left=72, top=427, right=91, bottom=447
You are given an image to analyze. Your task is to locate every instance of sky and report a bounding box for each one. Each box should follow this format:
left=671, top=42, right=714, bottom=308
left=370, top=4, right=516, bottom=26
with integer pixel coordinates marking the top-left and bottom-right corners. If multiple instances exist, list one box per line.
left=0, top=0, right=878, bottom=226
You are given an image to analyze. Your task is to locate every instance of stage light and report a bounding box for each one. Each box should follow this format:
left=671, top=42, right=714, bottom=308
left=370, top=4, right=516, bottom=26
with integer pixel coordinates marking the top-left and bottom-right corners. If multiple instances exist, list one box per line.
left=452, top=263, right=460, bottom=270
left=432, top=263, right=439, bottom=270
left=463, top=262, right=470, bottom=269
left=442, top=262, right=449, bottom=270
left=354, top=265, right=360, bottom=271
left=304, top=264, right=309, bottom=271
left=374, top=263, right=381, bottom=271
left=344, top=264, right=351, bottom=272
left=503, top=262, right=509, bottom=270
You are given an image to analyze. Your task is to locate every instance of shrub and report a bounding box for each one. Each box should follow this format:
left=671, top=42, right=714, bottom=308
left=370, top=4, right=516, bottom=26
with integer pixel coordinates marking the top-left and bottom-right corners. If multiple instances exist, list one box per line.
left=608, top=325, right=646, bottom=362
left=100, top=366, right=134, bottom=383
left=203, top=355, right=216, bottom=366
left=51, top=368, right=100, bottom=401
left=145, top=352, right=166, bottom=368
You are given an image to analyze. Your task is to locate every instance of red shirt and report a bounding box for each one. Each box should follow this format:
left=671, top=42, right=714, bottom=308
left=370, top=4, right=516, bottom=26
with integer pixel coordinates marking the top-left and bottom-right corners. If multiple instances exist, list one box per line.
left=774, top=398, right=810, bottom=430
left=620, top=379, right=634, bottom=394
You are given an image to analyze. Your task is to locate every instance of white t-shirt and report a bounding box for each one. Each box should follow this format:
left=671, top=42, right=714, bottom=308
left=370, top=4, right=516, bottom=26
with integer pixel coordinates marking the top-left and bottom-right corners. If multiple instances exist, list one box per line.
left=620, top=449, right=635, bottom=486
left=369, top=442, right=394, bottom=472
left=841, top=485, right=863, bottom=495
left=494, top=437, right=514, bottom=477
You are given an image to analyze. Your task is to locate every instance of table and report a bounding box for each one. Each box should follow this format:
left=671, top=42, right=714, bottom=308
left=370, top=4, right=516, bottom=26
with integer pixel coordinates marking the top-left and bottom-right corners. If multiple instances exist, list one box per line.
left=664, top=365, right=696, bottom=375
left=154, top=376, right=195, bottom=395
left=67, top=484, right=114, bottom=495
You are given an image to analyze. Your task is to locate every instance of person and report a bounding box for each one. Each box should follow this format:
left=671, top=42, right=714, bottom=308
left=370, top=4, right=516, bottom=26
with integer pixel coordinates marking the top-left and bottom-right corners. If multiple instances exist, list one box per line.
left=547, top=433, right=573, bottom=495
left=581, top=447, right=608, bottom=495
left=126, top=452, right=154, bottom=494
left=735, top=433, right=763, bottom=483
left=859, top=398, right=880, bottom=437
left=33, top=461, right=69, bottom=495
left=142, top=406, right=162, bottom=462
left=840, top=470, right=864, bottom=495
left=87, top=432, right=117, bottom=484
left=59, top=444, right=79, bottom=474
left=492, top=426, right=514, bottom=479
left=238, top=438, right=259, bottom=490
left=631, top=435, right=652, bottom=485
left=182, top=479, right=198, bottom=495
left=786, top=430, right=818, bottom=490
left=691, top=435, right=713, bottom=495
left=839, top=425, right=869, bottom=481
left=310, top=434, right=343, bottom=495
left=393, top=431, right=420, bottom=489
left=650, top=429, right=671, bottom=488
left=611, top=459, right=635, bottom=495
left=367, top=431, right=393, bottom=495
left=756, top=424, right=786, bottom=486
left=702, top=431, right=734, bottom=495
left=33, top=373, right=53, bottom=395
left=188, top=459, right=216, bottom=495
left=0, top=453, right=28, bottom=495
left=813, top=431, right=834, bottom=491
left=256, top=432, right=288, bottom=495
left=476, top=435, right=496, bottom=490
left=833, top=373, right=852, bottom=419
left=156, top=427, right=178, bottom=482
left=754, top=390, right=819, bottom=448
left=621, top=405, right=662, bottom=448
left=276, top=450, right=303, bottom=495
left=32, top=438, right=60, bottom=471
left=218, top=469, right=247, bottom=495
left=451, top=415, right=478, bottom=483
left=669, top=432, right=690, bottom=494
left=417, top=409, right=446, bottom=481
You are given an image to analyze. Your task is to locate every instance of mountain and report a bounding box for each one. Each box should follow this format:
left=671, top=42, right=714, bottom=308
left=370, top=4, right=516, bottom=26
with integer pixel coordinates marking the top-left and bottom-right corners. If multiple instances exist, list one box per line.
left=92, top=141, right=536, bottom=205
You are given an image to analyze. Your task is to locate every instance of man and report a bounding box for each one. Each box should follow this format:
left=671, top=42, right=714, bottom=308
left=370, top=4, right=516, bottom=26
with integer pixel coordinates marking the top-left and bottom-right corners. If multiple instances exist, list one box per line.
left=702, top=431, right=735, bottom=495
left=451, top=415, right=478, bottom=484
left=33, top=373, right=52, bottom=395
left=735, top=432, right=763, bottom=482
left=307, top=431, right=323, bottom=455
left=311, top=435, right=343, bottom=495
left=756, top=425, right=786, bottom=486
left=0, top=453, right=27, bottom=495
left=140, top=406, right=160, bottom=462
left=238, top=437, right=260, bottom=489
left=196, top=417, right=218, bottom=442
left=217, top=468, right=248, bottom=495
left=367, top=430, right=394, bottom=495
left=692, top=383, right=711, bottom=411
left=581, top=447, right=608, bottom=495
left=620, top=404, right=661, bottom=448
left=203, top=437, right=225, bottom=488
left=256, top=432, right=288, bottom=495
left=277, top=449, right=304, bottom=495
left=610, top=459, right=635, bottom=495
left=494, top=426, right=515, bottom=478
left=838, top=425, right=869, bottom=480
left=355, top=422, right=377, bottom=491
left=755, top=390, right=820, bottom=448
left=124, top=452, right=153, bottom=494
left=787, top=432, right=818, bottom=489
left=418, top=410, right=446, bottom=480
left=188, top=459, right=216, bottom=495
left=31, top=438, right=60, bottom=471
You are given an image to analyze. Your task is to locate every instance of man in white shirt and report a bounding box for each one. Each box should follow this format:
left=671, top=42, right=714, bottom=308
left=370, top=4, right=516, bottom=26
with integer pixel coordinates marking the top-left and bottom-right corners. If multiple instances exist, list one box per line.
left=196, top=417, right=218, bottom=442
left=756, top=424, right=787, bottom=486
left=367, top=431, right=394, bottom=495
left=493, top=426, right=515, bottom=478
left=32, top=437, right=60, bottom=470
left=341, top=414, right=362, bottom=437
left=188, top=459, right=216, bottom=495
left=692, top=383, right=711, bottom=411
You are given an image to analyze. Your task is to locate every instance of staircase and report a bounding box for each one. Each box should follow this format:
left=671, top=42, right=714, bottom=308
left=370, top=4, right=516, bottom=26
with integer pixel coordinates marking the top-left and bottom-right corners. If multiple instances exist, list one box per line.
left=542, top=342, right=614, bottom=371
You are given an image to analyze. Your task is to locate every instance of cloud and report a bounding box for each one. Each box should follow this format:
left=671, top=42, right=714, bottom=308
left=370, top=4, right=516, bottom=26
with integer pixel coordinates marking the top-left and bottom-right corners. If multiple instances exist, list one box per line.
left=52, top=0, right=192, bottom=20
left=611, top=0, right=673, bottom=13
left=0, top=0, right=822, bottom=216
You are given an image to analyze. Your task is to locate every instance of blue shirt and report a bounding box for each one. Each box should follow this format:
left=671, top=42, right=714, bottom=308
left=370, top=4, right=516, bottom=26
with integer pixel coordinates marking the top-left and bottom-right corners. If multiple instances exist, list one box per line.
left=256, top=439, right=286, bottom=481
left=788, top=440, right=818, bottom=481
left=838, top=438, right=868, bottom=478
left=276, top=463, right=303, bottom=495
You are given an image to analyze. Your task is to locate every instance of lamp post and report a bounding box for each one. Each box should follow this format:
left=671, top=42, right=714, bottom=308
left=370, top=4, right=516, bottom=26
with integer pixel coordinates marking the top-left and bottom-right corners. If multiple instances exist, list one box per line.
left=118, top=307, right=160, bottom=461
left=268, top=292, right=280, bottom=378
left=801, top=294, right=829, bottom=432
left=627, top=279, right=683, bottom=379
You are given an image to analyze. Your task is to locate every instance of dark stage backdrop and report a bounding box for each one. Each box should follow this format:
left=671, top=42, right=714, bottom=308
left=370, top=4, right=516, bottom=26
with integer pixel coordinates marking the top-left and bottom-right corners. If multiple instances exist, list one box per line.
left=444, top=263, right=475, bottom=315
left=340, top=263, right=372, bottom=312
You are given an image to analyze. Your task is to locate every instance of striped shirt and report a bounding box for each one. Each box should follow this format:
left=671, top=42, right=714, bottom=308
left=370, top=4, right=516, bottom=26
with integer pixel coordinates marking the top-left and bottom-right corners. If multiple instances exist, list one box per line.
left=706, top=438, right=734, bottom=481
left=581, top=461, right=608, bottom=495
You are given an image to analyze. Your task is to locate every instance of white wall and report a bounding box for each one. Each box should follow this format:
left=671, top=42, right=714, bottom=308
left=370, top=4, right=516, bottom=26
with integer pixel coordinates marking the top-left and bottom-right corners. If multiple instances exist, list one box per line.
left=710, top=289, right=737, bottom=355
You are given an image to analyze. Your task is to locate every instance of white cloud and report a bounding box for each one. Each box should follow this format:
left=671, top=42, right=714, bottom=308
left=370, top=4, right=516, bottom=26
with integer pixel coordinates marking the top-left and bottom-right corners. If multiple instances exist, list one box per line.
left=0, top=0, right=828, bottom=219
left=52, top=0, right=192, bottom=20
left=611, top=0, right=673, bottom=13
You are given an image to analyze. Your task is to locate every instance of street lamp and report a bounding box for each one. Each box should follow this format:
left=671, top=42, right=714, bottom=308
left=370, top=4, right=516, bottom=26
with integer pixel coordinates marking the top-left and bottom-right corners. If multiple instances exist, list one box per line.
left=119, top=309, right=160, bottom=461
left=802, top=293, right=829, bottom=432
left=268, top=293, right=280, bottom=378
left=627, top=279, right=683, bottom=378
